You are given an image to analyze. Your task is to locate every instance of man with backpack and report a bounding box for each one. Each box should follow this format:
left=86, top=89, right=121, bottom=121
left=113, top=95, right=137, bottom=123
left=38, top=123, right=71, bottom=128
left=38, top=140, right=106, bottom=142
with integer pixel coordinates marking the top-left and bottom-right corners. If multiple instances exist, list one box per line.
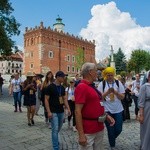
left=97, top=67, right=125, bottom=150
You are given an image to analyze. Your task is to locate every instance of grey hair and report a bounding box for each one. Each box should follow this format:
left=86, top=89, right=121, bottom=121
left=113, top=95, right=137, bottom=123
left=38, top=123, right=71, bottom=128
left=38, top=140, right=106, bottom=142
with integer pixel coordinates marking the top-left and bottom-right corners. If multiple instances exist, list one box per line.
left=80, top=62, right=96, bottom=77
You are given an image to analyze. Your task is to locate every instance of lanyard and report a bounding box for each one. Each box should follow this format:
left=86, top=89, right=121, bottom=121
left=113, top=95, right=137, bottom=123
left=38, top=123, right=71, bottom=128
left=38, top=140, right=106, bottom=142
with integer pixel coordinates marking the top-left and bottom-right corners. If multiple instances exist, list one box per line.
left=107, top=81, right=114, bottom=88
left=15, top=80, right=18, bottom=86
left=71, top=87, right=74, bottom=95
left=56, top=85, right=61, bottom=96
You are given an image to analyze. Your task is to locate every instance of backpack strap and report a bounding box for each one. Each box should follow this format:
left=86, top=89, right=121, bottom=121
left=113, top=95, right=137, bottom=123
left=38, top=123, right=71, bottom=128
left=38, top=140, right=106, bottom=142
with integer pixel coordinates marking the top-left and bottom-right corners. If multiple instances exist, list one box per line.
left=102, top=80, right=106, bottom=92
left=115, top=80, right=119, bottom=88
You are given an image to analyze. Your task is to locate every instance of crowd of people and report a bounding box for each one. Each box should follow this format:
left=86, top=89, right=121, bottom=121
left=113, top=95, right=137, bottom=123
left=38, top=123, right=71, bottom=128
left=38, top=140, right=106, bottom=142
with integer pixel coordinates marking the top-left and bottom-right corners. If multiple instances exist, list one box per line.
left=0, top=62, right=149, bottom=150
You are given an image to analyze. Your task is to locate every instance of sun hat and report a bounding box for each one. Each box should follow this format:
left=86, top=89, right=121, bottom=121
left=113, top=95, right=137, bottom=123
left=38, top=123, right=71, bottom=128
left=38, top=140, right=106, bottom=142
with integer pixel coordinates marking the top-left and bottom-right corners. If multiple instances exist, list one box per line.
left=36, top=73, right=44, bottom=78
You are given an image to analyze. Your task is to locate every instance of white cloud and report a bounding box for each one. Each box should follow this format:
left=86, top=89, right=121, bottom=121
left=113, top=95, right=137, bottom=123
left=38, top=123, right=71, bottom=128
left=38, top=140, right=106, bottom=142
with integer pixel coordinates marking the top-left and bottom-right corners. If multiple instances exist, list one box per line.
left=80, top=1, right=150, bottom=61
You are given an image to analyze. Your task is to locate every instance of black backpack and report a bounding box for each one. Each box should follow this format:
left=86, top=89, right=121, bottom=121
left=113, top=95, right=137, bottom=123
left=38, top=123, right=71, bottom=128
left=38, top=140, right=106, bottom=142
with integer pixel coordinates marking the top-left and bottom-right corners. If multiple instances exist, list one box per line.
left=102, top=80, right=119, bottom=92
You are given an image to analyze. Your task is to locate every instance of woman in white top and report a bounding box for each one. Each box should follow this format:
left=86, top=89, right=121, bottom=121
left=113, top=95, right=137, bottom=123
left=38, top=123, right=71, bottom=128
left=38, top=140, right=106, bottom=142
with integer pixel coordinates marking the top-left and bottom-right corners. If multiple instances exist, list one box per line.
left=65, top=79, right=76, bottom=131
left=9, top=73, right=23, bottom=112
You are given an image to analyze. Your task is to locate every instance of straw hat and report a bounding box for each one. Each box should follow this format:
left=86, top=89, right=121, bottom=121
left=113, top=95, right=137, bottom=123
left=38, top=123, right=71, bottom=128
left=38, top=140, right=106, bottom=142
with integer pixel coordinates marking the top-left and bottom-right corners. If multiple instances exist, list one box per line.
left=26, top=72, right=36, bottom=77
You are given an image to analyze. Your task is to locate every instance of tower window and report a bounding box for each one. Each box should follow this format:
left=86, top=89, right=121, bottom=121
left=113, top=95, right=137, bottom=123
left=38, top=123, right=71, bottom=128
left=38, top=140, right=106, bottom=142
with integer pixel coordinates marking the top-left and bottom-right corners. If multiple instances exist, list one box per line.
left=67, top=65, right=70, bottom=72
left=49, top=51, right=54, bottom=58
left=30, top=63, right=34, bottom=69
left=67, top=55, right=70, bottom=62
left=72, top=66, right=75, bottom=73
left=72, top=55, right=75, bottom=62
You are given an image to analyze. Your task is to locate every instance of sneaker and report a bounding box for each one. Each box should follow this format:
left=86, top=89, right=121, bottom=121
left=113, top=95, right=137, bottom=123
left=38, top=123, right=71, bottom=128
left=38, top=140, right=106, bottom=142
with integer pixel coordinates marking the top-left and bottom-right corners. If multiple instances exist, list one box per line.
left=48, top=124, right=51, bottom=129
left=28, top=123, right=31, bottom=126
left=14, top=109, right=18, bottom=112
left=19, top=108, right=22, bottom=113
left=73, top=126, right=77, bottom=132
left=31, top=119, right=35, bottom=125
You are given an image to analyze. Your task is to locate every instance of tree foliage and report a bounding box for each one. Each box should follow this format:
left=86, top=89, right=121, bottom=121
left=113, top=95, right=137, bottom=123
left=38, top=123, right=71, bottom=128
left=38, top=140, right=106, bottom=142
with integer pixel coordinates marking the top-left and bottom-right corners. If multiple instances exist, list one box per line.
left=114, top=48, right=127, bottom=74
left=127, top=49, right=149, bottom=73
left=75, top=47, right=84, bottom=72
left=0, top=0, right=20, bottom=56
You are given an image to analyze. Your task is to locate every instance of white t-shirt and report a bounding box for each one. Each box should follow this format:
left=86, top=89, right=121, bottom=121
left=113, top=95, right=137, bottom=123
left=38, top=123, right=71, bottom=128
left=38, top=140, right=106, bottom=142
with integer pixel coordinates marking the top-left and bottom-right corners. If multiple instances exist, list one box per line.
left=11, top=78, right=22, bottom=93
left=65, top=87, right=75, bottom=101
left=131, top=80, right=141, bottom=97
left=97, top=80, right=125, bottom=114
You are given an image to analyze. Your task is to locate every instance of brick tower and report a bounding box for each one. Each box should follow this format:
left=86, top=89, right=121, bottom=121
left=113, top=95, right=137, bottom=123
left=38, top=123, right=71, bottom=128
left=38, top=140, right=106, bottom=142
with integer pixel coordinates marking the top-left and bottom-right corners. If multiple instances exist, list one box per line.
left=23, top=16, right=96, bottom=75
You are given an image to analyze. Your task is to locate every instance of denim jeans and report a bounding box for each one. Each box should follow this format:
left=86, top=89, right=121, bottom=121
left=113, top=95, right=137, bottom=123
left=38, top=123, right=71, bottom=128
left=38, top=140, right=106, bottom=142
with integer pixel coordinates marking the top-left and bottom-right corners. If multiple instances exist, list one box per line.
left=51, top=112, right=64, bottom=150
left=132, top=95, right=139, bottom=115
left=68, top=101, right=76, bottom=126
left=0, top=84, right=2, bottom=95
left=13, top=91, right=22, bottom=108
left=105, top=111, right=123, bottom=147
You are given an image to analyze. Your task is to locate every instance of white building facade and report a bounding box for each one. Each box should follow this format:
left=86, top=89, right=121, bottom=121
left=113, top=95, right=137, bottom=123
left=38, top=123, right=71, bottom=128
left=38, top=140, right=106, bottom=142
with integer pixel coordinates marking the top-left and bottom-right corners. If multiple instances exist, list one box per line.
left=0, top=52, right=23, bottom=75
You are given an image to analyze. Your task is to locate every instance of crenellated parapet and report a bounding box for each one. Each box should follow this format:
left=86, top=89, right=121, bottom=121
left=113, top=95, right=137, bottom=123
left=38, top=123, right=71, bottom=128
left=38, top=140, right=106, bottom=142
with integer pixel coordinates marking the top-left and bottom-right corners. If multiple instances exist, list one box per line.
left=24, top=21, right=95, bottom=47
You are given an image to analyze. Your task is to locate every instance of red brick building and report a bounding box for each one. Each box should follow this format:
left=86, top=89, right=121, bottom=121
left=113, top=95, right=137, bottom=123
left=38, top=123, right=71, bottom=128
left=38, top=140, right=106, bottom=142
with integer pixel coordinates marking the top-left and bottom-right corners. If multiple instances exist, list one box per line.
left=23, top=17, right=96, bottom=75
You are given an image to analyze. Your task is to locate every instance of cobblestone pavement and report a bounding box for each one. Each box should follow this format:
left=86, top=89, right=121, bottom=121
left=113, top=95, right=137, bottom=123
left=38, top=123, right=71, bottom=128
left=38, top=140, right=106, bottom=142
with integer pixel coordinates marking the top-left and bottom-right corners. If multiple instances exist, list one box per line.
left=0, top=83, right=140, bottom=150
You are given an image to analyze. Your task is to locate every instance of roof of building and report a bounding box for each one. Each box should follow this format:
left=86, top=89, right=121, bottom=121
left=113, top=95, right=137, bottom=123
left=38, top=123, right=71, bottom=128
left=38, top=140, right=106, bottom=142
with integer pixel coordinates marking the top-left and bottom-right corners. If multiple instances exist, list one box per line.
left=0, top=51, right=23, bottom=62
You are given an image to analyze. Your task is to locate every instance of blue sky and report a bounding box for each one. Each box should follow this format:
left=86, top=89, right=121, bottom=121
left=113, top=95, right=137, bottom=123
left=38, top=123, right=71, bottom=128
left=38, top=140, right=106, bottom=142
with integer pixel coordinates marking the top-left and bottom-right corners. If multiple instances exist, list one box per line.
left=10, top=0, right=150, bottom=60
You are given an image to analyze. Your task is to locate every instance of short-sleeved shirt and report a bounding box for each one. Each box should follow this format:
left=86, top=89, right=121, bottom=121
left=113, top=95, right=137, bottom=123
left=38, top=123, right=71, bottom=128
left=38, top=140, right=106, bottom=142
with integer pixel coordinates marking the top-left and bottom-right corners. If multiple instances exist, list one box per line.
left=11, top=78, right=22, bottom=93
left=45, top=83, right=65, bottom=113
left=131, top=80, right=141, bottom=97
left=74, top=80, right=105, bottom=134
left=65, top=86, right=74, bottom=101
left=97, top=80, right=125, bottom=114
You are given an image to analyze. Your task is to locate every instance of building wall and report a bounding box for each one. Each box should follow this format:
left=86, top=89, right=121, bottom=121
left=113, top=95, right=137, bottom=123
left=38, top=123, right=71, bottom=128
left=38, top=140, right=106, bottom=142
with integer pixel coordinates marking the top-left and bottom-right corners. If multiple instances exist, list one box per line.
left=24, top=22, right=96, bottom=75
left=0, top=60, right=23, bottom=75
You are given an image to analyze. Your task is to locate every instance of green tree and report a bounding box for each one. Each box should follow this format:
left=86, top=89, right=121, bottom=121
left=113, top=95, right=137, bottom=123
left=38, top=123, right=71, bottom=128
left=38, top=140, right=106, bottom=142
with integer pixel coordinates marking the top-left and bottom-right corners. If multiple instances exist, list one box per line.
left=145, top=52, right=150, bottom=71
left=0, top=0, right=20, bottom=56
left=75, top=47, right=84, bottom=71
left=114, top=48, right=127, bottom=74
left=127, top=49, right=147, bottom=73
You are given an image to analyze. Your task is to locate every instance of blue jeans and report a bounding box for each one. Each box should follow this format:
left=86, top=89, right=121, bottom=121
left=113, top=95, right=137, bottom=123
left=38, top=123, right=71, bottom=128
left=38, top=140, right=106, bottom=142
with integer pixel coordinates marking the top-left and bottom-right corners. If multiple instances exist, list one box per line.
left=132, top=95, right=139, bottom=115
left=51, top=112, right=64, bottom=150
left=105, top=111, right=123, bottom=147
left=13, top=91, right=22, bottom=108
